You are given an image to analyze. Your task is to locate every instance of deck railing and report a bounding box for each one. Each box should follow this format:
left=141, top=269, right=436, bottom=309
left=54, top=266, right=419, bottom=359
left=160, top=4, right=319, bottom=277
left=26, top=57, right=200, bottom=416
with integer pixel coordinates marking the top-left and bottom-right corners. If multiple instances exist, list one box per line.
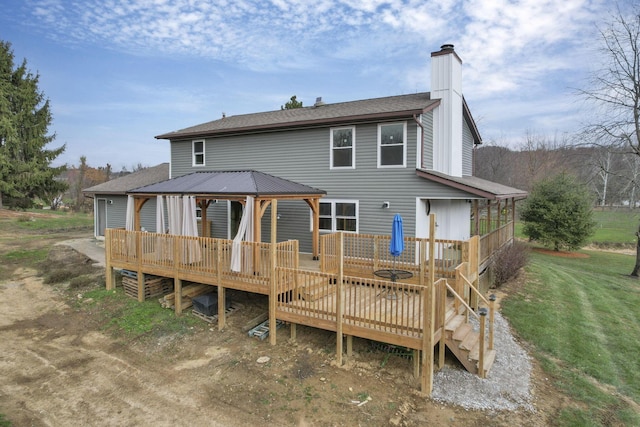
left=320, top=233, right=465, bottom=279
left=478, top=222, right=514, bottom=266
left=107, top=229, right=298, bottom=287
left=275, top=267, right=448, bottom=349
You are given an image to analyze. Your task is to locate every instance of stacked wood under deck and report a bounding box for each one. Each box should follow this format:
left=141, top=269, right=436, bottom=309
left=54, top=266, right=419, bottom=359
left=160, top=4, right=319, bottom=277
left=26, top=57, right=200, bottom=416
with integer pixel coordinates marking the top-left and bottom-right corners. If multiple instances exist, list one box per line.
left=104, top=228, right=496, bottom=396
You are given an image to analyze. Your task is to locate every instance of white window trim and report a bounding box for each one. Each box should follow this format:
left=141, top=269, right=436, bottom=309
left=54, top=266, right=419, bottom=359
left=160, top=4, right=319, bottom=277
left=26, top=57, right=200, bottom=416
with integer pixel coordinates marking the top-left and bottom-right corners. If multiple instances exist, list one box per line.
left=311, top=199, right=359, bottom=233
left=192, top=139, right=205, bottom=167
left=377, top=121, right=407, bottom=168
left=330, top=126, right=356, bottom=170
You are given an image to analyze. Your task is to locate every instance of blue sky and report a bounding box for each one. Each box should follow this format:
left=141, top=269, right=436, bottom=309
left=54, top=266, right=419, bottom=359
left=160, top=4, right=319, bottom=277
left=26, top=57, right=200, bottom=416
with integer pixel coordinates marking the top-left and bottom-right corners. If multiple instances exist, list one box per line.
left=1, top=0, right=610, bottom=171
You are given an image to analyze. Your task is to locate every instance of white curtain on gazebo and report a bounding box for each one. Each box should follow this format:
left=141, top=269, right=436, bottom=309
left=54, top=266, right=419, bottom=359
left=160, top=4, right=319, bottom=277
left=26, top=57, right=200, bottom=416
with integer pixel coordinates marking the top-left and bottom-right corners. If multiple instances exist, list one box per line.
left=230, top=196, right=254, bottom=272
left=155, top=195, right=169, bottom=260
left=167, top=196, right=183, bottom=235
left=125, top=195, right=136, bottom=255
left=125, top=195, right=135, bottom=231
left=156, top=195, right=166, bottom=234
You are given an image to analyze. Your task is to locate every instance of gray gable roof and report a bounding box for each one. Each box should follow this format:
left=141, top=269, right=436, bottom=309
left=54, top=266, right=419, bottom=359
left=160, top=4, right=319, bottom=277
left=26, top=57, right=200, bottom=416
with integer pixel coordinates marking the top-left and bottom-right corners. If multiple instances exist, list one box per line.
left=128, top=170, right=326, bottom=198
left=156, top=93, right=441, bottom=140
left=417, top=169, right=528, bottom=200
left=82, top=163, right=170, bottom=195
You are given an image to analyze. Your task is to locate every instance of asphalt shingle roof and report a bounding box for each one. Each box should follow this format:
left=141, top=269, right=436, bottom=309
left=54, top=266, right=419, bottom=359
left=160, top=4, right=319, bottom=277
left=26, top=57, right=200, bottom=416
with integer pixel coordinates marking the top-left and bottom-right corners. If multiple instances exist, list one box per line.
left=417, top=169, right=528, bottom=200
left=82, top=163, right=170, bottom=195
left=156, top=93, right=439, bottom=140
left=128, top=170, right=326, bottom=197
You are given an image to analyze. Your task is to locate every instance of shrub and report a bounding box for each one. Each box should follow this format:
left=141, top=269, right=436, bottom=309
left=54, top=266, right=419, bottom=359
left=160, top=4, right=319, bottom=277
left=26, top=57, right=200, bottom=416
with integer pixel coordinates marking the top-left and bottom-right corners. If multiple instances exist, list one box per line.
left=520, top=173, right=595, bottom=251
left=492, top=241, right=530, bottom=287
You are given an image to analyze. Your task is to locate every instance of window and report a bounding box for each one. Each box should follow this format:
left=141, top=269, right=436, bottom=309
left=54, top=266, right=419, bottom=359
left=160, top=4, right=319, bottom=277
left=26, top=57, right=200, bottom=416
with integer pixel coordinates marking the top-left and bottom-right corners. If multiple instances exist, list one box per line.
left=314, top=200, right=358, bottom=232
left=378, top=122, right=406, bottom=167
left=330, top=127, right=355, bottom=169
left=193, top=140, right=205, bottom=166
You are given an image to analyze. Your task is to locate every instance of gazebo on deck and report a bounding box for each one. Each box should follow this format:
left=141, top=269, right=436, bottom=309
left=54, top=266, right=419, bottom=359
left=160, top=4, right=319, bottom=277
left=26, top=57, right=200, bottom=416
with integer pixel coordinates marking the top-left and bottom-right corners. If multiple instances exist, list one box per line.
left=126, top=170, right=326, bottom=258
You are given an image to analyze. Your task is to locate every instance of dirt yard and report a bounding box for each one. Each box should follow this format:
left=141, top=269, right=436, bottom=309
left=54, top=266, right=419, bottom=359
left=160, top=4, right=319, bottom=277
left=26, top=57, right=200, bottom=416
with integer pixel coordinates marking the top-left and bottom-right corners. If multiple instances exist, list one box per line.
left=0, top=212, right=564, bottom=426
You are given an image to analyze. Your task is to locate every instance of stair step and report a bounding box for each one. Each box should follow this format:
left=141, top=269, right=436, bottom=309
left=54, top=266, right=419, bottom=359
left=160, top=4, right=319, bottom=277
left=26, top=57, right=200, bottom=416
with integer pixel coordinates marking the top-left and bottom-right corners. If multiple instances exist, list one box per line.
left=478, top=349, right=497, bottom=376
left=469, top=340, right=492, bottom=361
left=445, top=315, right=465, bottom=332
left=459, top=329, right=478, bottom=351
left=452, top=323, right=473, bottom=341
left=299, top=277, right=330, bottom=301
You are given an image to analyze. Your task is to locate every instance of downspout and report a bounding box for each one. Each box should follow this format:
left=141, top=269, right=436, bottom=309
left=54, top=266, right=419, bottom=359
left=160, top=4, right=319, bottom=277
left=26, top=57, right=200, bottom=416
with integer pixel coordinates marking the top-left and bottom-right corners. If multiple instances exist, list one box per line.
left=413, top=114, right=426, bottom=170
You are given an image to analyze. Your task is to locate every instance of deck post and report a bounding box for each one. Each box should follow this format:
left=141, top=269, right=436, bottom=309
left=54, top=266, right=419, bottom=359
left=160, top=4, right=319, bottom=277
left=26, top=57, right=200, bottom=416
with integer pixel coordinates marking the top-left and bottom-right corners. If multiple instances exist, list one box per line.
left=438, top=279, right=446, bottom=369
left=105, top=229, right=115, bottom=290
left=290, top=323, right=296, bottom=341
left=136, top=232, right=144, bottom=302
left=269, top=200, right=278, bottom=346
left=421, top=213, right=437, bottom=396
left=174, top=235, right=183, bottom=315
left=218, top=286, right=226, bottom=331
left=336, top=232, right=344, bottom=365
left=217, top=239, right=224, bottom=330
left=346, top=335, right=353, bottom=358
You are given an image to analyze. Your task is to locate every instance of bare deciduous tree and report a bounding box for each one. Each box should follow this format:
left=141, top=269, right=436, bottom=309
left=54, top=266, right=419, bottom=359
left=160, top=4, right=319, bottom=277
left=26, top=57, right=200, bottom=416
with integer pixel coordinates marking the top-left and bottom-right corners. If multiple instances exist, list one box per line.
left=579, top=4, right=640, bottom=276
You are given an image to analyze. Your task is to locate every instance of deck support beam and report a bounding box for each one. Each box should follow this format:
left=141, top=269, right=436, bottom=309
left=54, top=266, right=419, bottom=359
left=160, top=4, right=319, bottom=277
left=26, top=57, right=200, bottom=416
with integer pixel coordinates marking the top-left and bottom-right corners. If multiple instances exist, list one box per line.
left=336, top=232, right=344, bottom=365
left=269, top=200, right=278, bottom=346
left=105, top=229, right=115, bottom=290
left=218, top=286, right=226, bottom=331
left=174, top=277, right=183, bottom=315
left=421, top=213, right=437, bottom=396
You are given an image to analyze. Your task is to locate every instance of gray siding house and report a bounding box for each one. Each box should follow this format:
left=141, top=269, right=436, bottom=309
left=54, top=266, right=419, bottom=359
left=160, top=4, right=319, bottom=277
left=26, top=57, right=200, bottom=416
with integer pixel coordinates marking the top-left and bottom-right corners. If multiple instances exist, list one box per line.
left=83, top=163, right=170, bottom=237
left=150, top=44, right=525, bottom=254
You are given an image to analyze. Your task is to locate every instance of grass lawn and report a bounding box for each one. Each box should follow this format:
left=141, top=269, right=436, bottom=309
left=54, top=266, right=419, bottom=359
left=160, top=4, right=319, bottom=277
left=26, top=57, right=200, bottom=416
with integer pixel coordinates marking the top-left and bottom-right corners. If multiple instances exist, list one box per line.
left=516, top=209, right=640, bottom=246
left=502, top=248, right=640, bottom=425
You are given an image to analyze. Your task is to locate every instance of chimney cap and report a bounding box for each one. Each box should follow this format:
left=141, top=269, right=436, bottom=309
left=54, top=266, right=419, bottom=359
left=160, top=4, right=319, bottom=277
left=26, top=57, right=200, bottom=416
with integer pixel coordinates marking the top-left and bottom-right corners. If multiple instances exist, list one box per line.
left=314, top=97, right=325, bottom=107
left=440, top=44, right=455, bottom=51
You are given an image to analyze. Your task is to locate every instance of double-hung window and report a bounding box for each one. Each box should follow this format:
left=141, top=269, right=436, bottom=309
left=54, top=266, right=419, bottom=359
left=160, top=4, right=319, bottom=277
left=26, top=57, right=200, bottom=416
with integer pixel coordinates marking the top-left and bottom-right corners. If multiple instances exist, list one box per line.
left=330, top=127, right=355, bottom=169
left=193, top=140, right=205, bottom=166
left=378, top=122, right=406, bottom=167
left=315, top=200, right=358, bottom=233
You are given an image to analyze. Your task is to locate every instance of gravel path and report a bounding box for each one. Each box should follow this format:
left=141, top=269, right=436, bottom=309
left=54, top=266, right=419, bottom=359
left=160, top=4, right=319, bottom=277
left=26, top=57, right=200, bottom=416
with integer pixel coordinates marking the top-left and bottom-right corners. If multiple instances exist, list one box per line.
left=432, top=312, right=534, bottom=412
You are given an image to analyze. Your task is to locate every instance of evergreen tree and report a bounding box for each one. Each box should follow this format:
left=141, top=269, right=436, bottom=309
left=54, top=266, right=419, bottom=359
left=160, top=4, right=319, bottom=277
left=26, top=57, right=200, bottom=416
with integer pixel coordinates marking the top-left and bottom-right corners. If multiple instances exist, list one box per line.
left=281, top=95, right=303, bottom=110
left=0, top=41, right=67, bottom=209
left=520, top=173, right=596, bottom=251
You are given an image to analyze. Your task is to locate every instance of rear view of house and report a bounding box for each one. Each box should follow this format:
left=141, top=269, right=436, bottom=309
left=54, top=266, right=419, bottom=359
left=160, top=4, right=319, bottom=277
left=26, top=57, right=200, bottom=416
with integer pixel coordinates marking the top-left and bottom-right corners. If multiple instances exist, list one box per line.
left=95, top=44, right=527, bottom=397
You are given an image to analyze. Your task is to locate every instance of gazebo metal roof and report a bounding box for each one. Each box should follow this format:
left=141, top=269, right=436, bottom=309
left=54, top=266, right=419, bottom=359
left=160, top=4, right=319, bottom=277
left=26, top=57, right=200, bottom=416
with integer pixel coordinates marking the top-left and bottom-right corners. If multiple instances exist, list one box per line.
left=128, top=170, right=326, bottom=198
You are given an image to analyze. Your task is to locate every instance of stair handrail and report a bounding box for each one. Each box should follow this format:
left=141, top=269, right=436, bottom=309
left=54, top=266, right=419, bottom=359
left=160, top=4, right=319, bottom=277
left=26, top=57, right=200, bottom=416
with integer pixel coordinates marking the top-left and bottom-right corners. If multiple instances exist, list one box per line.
left=444, top=281, right=495, bottom=379
left=443, top=281, right=479, bottom=321
left=456, top=266, right=495, bottom=351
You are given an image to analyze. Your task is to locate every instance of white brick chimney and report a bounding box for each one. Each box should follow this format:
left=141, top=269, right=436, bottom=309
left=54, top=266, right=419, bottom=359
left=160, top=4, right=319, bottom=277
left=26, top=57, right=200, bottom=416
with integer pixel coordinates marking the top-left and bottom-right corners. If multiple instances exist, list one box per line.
left=431, top=44, right=463, bottom=177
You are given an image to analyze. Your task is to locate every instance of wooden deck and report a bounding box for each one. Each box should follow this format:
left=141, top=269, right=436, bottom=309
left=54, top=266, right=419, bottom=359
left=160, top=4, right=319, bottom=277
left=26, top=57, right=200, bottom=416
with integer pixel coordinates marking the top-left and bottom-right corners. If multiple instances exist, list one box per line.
left=104, top=228, right=500, bottom=396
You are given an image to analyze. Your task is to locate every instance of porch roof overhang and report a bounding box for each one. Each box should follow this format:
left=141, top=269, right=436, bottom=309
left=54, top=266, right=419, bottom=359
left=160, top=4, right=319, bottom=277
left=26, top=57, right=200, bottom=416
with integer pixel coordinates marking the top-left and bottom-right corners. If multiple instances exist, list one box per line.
left=416, top=169, right=528, bottom=201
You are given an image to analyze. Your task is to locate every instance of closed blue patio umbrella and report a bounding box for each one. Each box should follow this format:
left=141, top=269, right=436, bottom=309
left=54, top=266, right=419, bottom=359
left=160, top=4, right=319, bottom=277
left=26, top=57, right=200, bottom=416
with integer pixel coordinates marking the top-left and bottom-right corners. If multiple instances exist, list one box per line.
left=390, top=213, right=404, bottom=257
left=389, top=214, right=404, bottom=280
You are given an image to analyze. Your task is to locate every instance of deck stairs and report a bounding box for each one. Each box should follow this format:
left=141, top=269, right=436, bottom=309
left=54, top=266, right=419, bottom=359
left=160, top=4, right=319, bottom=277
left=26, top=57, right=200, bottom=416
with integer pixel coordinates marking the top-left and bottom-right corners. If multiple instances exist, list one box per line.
left=297, top=276, right=333, bottom=301
left=443, top=305, right=496, bottom=377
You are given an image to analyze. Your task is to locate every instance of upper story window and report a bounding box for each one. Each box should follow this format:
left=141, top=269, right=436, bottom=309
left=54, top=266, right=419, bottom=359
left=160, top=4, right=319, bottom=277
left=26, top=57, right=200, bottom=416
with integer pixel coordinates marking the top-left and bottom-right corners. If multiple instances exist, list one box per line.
left=378, top=122, right=406, bottom=167
left=315, top=200, right=359, bottom=233
left=330, top=127, right=355, bottom=169
left=193, top=140, right=205, bottom=166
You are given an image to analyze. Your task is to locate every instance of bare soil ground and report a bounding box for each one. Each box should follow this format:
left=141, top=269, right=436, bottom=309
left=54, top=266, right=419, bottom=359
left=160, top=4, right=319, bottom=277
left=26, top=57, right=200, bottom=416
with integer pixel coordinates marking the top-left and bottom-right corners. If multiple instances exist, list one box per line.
left=0, top=211, right=564, bottom=426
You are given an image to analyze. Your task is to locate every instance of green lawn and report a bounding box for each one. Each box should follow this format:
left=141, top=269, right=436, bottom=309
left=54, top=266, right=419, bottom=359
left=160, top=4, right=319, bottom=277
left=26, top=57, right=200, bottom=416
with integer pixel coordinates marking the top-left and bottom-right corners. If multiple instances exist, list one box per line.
left=502, top=249, right=640, bottom=425
left=591, top=210, right=640, bottom=245
left=516, top=209, right=640, bottom=246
